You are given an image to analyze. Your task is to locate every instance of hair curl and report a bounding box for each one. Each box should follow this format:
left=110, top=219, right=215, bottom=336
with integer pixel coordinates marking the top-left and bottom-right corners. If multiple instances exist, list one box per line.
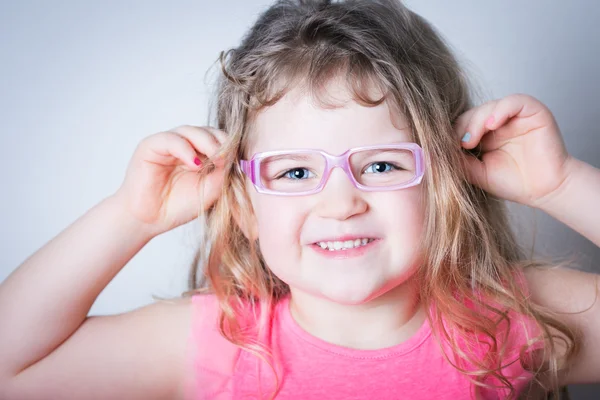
left=182, top=1, right=580, bottom=398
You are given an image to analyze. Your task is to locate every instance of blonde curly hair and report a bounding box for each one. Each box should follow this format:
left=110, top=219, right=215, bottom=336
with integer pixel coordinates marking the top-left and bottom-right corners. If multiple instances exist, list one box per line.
left=183, top=1, right=580, bottom=398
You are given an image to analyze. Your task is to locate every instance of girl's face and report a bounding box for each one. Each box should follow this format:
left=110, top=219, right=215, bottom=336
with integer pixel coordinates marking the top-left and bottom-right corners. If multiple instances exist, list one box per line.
left=245, top=80, right=426, bottom=305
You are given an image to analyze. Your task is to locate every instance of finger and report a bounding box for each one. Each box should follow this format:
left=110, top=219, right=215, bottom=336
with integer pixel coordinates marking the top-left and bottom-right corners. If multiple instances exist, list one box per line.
left=202, top=126, right=228, bottom=145
left=200, top=127, right=230, bottom=168
left=478, top=127, right=510, bottom=152
left=146, top=131, right=205, bottom=171
left=483, top=93, right=544, bottom=135
left=170, top=125, right=223, bottom=164
left=462, top=153, right=489, bottom=191
left=456, top=99, right=499, bottom=150
left=477, top=118, right=532, bottom=152
left=453, top=107, right=476, bottom=140
left=464, top=94, right=547, bottom=151
left=173, top=125, right=228, bottom=146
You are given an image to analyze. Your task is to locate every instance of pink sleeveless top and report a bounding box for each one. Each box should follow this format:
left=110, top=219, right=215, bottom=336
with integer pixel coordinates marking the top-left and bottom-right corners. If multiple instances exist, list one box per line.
left=185, top=291, right=541, bottom=400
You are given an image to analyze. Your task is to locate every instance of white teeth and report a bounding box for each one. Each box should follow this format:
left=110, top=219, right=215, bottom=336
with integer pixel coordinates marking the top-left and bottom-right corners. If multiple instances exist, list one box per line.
left=315, top=238, right=373, bottom=251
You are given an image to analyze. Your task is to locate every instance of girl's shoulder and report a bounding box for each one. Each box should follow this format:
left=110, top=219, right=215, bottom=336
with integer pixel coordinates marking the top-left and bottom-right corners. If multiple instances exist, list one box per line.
left=438, top=270, right=544, bottom=368
left=477, top=269, right=544, bottom=352
left=186, top=293, right=242, bottom=399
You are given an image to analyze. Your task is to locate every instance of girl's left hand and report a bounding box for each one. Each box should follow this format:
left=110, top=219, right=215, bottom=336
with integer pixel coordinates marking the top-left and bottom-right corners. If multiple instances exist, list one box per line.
left=454, top=93, right=573, bottom=208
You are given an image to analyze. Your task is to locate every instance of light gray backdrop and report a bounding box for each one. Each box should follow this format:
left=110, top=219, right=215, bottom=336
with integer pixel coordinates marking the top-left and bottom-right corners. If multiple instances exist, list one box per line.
left=1, top=1, right=598, bottom=398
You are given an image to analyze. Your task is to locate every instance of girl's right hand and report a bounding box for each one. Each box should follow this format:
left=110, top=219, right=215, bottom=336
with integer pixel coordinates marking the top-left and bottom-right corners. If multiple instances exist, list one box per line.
left=113, top=125, right=227, bottom=237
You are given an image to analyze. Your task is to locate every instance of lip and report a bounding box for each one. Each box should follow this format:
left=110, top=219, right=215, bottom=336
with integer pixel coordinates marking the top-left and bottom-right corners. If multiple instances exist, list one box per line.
left=309, top=238, right=380, bottom=259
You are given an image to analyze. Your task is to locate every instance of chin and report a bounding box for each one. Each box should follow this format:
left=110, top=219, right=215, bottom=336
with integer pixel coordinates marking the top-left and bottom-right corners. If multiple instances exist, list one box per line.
left=312, top=282, right=387, bottom=306
left=320, top=272, right=416, bottom=306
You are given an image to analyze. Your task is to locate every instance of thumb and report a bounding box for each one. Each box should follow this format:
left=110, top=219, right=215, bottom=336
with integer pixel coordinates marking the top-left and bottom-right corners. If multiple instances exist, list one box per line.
left=463, top=153, right=489, bottom=191
left=198, top=166, right=226, bottom=212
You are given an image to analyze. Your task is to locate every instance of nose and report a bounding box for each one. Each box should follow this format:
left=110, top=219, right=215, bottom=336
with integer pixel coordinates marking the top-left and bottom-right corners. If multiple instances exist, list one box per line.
left=313, top=167, right=368, bottom=220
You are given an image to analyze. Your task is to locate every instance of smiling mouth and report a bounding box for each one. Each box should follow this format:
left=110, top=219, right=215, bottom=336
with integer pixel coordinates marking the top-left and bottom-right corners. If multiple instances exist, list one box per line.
left=313, top=238, right=376, bottom=251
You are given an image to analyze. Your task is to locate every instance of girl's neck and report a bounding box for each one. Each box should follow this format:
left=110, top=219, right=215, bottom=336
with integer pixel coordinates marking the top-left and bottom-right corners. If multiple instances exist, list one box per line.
left=288, top=278, right=425, bottom=350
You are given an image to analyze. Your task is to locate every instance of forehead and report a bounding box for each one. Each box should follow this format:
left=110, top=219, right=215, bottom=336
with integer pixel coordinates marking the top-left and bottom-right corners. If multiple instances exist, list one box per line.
left=248, top=79, right=412, bottom=156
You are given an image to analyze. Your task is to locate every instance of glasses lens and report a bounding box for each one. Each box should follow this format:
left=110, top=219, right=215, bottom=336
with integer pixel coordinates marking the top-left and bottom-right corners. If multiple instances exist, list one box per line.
left=259, top=152, right=325, bottom=193
left=349, top=148, right=416, bottom=187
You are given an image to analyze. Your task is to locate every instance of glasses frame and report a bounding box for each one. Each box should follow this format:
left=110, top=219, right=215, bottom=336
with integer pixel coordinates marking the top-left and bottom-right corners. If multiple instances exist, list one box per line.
left=239, top=142, right=425, bottom=196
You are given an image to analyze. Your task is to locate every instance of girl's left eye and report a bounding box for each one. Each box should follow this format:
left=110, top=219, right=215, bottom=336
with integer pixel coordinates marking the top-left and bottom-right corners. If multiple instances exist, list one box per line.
left=283, top=168, right=314, bottom=180
left=364, top=162, right=396, bottom=174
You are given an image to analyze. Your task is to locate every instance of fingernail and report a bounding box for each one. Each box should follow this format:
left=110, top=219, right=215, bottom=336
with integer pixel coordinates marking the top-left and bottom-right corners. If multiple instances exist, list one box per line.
left=461, top=132, right=471, bottom=142
left=194, top=157, right=202, bottom=166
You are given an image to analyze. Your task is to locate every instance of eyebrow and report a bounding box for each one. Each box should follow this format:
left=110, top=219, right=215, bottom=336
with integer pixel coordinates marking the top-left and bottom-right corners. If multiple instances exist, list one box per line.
left=353, top=148, right=414, bottom=156
left=261, top=153, right=316, bottom=162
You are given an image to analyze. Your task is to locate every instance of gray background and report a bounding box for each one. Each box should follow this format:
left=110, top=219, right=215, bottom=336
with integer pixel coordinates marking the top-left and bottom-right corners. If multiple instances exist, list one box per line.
left=0, top=1, right=598, bottom=398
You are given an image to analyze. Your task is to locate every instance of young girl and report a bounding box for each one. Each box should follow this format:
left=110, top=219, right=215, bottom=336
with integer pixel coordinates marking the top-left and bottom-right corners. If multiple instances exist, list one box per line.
left=0, top=0, right=598, bottom=399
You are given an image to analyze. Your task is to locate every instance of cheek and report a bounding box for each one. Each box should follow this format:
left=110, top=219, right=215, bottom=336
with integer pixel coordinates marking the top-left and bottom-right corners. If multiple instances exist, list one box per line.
left=249, top=194, right=308, bottom=265
left=380, top=189, right=426, bottom=248
left=255, top=200, right=298, bottom=239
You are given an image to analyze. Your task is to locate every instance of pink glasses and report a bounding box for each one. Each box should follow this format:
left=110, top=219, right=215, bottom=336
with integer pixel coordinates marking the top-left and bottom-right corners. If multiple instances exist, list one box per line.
left=240, top=143, right=425, bottom=196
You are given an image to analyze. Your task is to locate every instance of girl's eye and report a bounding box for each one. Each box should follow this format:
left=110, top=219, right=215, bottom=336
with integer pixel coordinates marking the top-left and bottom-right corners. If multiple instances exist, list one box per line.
left=282, top=168, right=314, bottom=180
left=364, top=162, right=397, bottom=174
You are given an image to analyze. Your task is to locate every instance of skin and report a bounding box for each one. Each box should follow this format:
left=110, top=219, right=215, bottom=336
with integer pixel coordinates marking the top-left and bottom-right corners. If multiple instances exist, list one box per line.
left=246, top=85, right=600, bottom=385
left=455, top=93, right=600, bottom=385
left=1, top=84, right=597, bottom=399
left=246, top=79, right=428, bottom=350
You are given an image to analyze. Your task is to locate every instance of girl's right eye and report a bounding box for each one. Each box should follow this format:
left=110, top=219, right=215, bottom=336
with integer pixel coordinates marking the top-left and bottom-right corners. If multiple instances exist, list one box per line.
left=280, top=168, right=314, bottom=180
left=363, top=161, right=401, bottom=174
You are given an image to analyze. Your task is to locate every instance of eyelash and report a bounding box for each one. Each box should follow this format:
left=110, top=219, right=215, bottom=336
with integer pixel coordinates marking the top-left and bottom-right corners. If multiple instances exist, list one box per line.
left=277, top=168, right=315, bottom=180
left=276, top=162, right=401, bottom=180
left=363, top=161, right=400, bottom=174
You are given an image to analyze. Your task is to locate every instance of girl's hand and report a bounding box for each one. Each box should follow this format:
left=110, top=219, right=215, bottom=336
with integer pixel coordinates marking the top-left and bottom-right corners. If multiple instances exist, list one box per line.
left=454, top=93, right=572, bottom=208
left=113, top=125, right=227, bottom=237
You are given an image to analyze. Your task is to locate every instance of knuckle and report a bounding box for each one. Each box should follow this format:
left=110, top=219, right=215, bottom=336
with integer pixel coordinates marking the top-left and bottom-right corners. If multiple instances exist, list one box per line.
left=488, top=99, right=500, bottom=110
left=161, top=131, right=181, bottom=143
left=513, top=93, right=532, bottom=103
left=140, top=132, right=161, bottom=147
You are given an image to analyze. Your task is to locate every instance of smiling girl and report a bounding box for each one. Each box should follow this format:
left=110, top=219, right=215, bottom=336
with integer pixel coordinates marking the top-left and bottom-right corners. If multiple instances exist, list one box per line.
left=1, top=1, right=599, bottom=399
